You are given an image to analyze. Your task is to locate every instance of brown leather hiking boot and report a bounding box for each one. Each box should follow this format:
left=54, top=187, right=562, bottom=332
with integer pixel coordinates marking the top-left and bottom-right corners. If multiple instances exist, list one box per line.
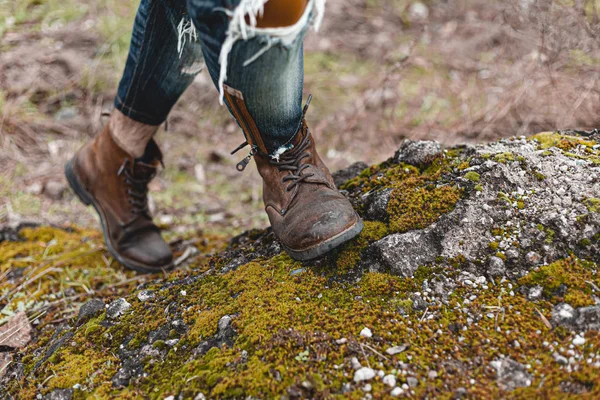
left=254, top=121, right=364, bottom=261
left=65, top=125, right=173, bottom=273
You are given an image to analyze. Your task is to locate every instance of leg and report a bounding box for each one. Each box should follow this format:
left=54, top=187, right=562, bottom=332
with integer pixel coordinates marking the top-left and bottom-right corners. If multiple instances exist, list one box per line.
left=187, top=0, right=363, bottom=260
left=66, top=0, right=204, bottom=272
left=115, top=0, right=204, bottom=127
left=187, top=0, right=315, bottom=154
left=111, top=0, right=205, bottom=157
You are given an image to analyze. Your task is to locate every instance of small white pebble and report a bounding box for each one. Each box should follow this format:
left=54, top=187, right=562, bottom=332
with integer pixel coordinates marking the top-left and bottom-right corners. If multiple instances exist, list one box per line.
left=383, top=374, right=396, bottom=387
left=391, top=387, right=403, bottom=397
left=354, top=367, right=376, bottom=382
left=180, top=290, right=186, bottom=296
left=360, top=327, right=373, bottom=338
left=573, top=335, right=586, bottom=346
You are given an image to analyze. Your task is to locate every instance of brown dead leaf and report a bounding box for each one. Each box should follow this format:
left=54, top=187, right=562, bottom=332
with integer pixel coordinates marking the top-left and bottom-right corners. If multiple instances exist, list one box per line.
left=0, top=312, right=32, bottom=348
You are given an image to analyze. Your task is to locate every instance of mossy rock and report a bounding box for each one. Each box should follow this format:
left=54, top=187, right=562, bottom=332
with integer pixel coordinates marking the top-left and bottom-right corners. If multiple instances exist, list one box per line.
left=2, top=132, right=600, bottom=399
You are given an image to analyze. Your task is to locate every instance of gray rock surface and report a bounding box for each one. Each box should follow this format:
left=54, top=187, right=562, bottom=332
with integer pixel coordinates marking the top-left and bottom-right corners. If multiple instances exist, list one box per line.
left=44, top=388, right=74, bottom=400
left=76, top=298, right=105, bottom=325
left=363, top=188, right=393, bottom=221
left=491, top=357, right=532, bottom=391
left=552, top=303, right=577, bottom=326
left=363, top=137, right=599, bottom=278
left=332, top=162, right=369, bottom=188
left=553, top=303, right=600, bottom=331
left=365, top=229, right=439, bottom=277
left=106, top=298, right=131, bottom=320
left=394, top=140, right=443, bottom=166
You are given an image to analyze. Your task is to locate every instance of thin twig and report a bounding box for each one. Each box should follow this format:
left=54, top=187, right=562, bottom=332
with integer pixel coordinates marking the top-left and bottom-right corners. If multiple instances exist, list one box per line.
left=419, top=307, right=429, bottom=323
left=534, top=307, right=552, bottom=330
left=361, top=343, right=391, bottom=361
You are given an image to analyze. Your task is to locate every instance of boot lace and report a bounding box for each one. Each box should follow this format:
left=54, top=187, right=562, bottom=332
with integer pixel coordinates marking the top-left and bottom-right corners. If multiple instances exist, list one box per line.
left=270, top=133, right=315, bottom=192
left=117, top=159, right=154, bottom=222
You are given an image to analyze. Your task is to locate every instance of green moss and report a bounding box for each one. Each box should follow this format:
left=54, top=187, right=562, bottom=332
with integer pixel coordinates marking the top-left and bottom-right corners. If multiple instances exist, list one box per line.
left=490, top=228, right=504, bottom=237
left=578, top=238, right=591, bottom=247
left=464, top=171, right=480, bottom=182
left=531, top=132, right=597, bottom=151
left=387, top=181, right=461, bottom=234
left=519, top=257, right=597, bottom=307
left=7, top=132, right=600, bottom=398
left=585, top=198, right=600, bottom=213
left=545, top=228, right=555, bottom=244
left=153, top=340, right=167, bottom=350
left=334, top=221, right=389, bottom=273
left=456, top=161, right=470, bottom=171
left=6, top=226, right=600, bottom=399
left=534, top=171, right=546, bottom=181
left=494, top=152, right=515, bottom=163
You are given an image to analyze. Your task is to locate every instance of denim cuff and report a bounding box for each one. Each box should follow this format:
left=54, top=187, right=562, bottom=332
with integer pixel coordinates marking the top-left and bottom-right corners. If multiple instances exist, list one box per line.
left=114, top=96, right=165, bottom=126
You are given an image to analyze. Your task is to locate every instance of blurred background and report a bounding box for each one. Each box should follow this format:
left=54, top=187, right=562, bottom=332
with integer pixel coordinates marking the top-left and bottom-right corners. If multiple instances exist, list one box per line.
left=1, top=0, right=599, bottom=236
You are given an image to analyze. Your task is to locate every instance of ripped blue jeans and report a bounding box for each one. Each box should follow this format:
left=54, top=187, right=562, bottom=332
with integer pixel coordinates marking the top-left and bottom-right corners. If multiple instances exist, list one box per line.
left=115, top=0, right=324, bottom=155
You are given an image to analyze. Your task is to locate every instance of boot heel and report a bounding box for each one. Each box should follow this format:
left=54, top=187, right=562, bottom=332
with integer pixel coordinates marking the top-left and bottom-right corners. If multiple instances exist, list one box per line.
left=65, top=160, right=92, bottom=206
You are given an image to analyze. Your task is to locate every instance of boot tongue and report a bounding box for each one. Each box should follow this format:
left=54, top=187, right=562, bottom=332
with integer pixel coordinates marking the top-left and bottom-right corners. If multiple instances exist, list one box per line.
left=133, top=139, right=162, bottom=178
left=289, top=119, right=309, bottom=148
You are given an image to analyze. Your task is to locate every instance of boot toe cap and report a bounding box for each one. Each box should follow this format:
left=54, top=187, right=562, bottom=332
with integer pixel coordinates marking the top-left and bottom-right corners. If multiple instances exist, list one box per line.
left=120, top=232, right=173, bottom=270
left=277, top=195, right=360, bottom=251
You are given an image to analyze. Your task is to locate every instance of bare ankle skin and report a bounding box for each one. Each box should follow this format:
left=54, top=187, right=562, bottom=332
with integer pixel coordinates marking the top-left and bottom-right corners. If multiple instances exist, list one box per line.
left=109, top=109, right=159, bottom=158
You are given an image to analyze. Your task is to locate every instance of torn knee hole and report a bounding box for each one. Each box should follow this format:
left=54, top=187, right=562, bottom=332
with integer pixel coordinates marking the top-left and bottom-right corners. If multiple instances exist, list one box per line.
left=255, top=0, right=309, bottom=28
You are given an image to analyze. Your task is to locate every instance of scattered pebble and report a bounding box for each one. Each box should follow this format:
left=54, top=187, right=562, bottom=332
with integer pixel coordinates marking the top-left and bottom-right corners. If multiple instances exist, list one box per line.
left=552, top=352, right=568, bottom=365
left=106, top=298, right=131, bottom=320
left=527, top=285, right=543, bottom=301
left=573, top=335, right=586, bottom=346
left=385, top=344, right=408, bottom=355
left=383, top=374, right=396, bottom=387
left=354, top=367, right=376, bottom=382
left=406, top=377, right=419, bottom=387
left=360, top=327, right=373, bottom=338
left=137, top=290, right=155, bottom=302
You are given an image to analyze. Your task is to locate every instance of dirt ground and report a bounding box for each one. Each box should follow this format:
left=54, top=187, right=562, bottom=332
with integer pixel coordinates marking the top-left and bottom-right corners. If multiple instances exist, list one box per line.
left=1, top=0, right=600, bottom=236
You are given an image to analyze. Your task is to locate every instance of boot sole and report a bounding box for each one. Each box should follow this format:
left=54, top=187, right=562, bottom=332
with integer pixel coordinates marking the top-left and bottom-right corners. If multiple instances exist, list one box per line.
left=65, top=160, right=173, bottom=274
left=282, top=216, right=364, bottom=262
